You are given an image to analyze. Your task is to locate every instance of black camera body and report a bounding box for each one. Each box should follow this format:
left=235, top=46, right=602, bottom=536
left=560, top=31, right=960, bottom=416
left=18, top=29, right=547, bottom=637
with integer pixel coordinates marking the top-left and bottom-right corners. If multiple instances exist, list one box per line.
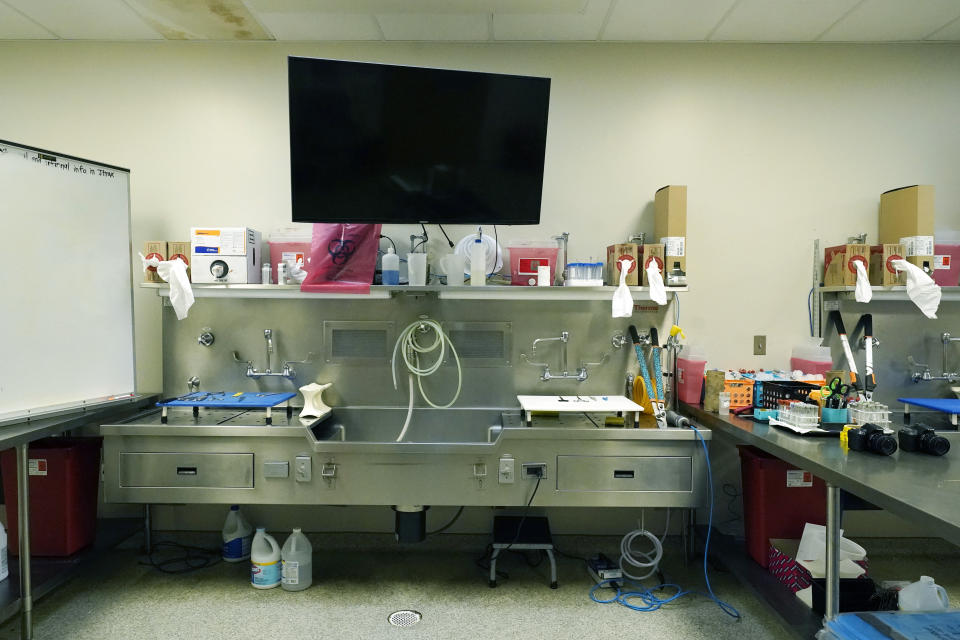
left=898, top=425, right=950, bottom=457
left=847, top=423, right=898, bottom=456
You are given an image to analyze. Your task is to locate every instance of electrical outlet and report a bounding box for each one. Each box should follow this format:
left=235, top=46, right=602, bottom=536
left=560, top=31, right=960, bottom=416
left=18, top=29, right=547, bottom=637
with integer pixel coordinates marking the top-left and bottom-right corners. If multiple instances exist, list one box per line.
left=754, top=335, right=766, bottom=355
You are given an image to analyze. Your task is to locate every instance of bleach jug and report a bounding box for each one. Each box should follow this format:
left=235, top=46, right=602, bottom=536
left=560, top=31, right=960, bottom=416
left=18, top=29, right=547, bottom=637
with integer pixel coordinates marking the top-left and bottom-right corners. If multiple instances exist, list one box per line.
left=0, top=521, right=7, bottom=582
left=251, top=528, right=281, bottom=589
left=899, top=576, right=950, bottom=611
left=281, top=528, right=313, bottom=592
left=221, top=505, right=253, bottom=563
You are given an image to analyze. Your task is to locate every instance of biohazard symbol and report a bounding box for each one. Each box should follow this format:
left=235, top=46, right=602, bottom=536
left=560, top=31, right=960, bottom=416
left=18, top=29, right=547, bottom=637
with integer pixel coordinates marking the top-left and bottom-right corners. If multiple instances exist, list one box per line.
left=327, top=239, right=357, bottom=265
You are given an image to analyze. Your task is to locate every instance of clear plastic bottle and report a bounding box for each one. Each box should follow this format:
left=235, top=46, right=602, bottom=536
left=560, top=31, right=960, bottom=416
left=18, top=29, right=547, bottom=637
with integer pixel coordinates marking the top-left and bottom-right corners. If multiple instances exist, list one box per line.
left=281, top=528, right=313, bottom=592
left=382, top=247, right=400, bottom=285
left=250, top=528, right=281, bottom=589
left=221, top=505, right=253, bottom=563
left=470, top=237, right=486, bottom=286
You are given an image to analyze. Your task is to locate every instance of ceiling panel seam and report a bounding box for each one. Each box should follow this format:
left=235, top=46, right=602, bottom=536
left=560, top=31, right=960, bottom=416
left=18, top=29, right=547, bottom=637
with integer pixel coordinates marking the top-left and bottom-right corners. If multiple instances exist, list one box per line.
left=813, top=0, right=867, bottom=42
left=706, top=0, right=743, bottom=41
left=922, top=10, right=960, bottom=40
left=597, top=0, right=617, bottom=41
left=0, top=0, right=59, bottom=39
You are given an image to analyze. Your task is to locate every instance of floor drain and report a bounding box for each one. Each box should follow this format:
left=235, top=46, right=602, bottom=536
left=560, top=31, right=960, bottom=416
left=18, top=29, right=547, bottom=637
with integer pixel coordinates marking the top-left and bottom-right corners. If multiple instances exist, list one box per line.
left=388, top=610, right=422, bottom=627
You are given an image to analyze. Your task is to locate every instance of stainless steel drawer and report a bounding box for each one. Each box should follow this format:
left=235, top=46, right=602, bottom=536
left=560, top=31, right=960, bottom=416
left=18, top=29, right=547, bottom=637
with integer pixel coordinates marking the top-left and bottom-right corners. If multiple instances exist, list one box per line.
left=119, top=453, right=254, bottom=488
left=556, top=455, right=691, bottom=492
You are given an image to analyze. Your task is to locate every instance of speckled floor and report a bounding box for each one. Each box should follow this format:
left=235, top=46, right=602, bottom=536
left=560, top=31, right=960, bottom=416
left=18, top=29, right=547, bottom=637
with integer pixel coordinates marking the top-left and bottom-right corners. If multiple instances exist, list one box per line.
left=0, top=534, right=956, bottom=640
left=0, top=532, right=792, bottom=640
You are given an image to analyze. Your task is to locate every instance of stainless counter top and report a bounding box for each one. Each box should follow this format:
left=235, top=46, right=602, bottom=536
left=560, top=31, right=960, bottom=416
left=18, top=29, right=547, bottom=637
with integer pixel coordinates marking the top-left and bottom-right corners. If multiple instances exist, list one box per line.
left=681, top=403, right=960, bottom=547
left=0, top=395, right=159, bottom=449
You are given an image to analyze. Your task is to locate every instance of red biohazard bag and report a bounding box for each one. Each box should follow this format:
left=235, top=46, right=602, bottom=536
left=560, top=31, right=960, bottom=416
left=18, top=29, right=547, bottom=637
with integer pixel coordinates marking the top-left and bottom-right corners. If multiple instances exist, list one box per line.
left=299, top=223, right=382, bottom=294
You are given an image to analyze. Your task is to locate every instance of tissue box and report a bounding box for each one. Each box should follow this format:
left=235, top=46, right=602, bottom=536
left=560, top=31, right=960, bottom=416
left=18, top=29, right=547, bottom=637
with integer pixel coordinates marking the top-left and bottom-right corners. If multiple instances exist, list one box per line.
left=869, top=244, right=905, bottom=286
left=641, top=244, right=665, bottom=286
left=167, top=241, right=191, bottom=281
left=606, top=243, right=640, bottom=286
left=824, top=244, right=869, bottom=287
left=768, top=539, right=869, bottom=593
left=143, top=241, right=167, bottom=283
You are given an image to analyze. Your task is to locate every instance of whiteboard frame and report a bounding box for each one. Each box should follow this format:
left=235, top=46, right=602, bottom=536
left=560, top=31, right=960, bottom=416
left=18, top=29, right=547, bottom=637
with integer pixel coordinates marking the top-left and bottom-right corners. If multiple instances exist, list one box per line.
left=0, top=139, right=137, bottom=425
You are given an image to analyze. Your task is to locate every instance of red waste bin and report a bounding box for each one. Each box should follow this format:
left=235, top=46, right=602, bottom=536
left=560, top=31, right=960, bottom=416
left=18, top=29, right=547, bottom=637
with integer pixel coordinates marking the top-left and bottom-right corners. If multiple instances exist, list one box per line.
left=738, top=445, right=826, bottom=568
left=1, top=437, right=102, bottom=557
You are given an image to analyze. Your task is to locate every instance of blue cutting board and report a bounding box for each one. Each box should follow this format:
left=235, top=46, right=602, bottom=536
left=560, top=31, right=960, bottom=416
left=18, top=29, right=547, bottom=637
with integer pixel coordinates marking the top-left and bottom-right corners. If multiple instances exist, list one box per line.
left=158, top=392, right=296, bottom=409
left=898, top=397, right=960, bottom=414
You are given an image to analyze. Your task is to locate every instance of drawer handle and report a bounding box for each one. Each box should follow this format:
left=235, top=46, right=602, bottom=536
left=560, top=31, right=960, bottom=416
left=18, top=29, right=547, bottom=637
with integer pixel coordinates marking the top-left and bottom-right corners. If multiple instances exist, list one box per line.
left=177, top=466, right=198, bottom=476
left=613, top=470, right=634, bottom=479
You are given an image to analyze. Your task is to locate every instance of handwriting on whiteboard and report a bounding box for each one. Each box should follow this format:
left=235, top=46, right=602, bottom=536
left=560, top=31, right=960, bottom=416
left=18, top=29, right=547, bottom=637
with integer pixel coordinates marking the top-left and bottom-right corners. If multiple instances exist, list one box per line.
left=16, top=151, right=119, bottom=179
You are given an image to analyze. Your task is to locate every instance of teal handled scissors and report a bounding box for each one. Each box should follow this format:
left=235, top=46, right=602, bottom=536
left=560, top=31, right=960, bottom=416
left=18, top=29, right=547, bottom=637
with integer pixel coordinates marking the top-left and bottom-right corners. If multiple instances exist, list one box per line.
left=822, top=377, right=851, bottom=409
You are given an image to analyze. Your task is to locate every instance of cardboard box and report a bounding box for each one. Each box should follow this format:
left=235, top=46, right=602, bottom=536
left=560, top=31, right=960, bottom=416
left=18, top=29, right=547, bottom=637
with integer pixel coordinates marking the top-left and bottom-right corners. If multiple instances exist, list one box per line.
left=879, top=185, right=934, bottom=244
left=641, top=243, right=665, bottom=286
left=606, top=243, right=640, bottom=286
left=907, top=255, right=935, bottom=276
left=868, top=244, right=905, bottom=286
left=143, top=241, right=166, bottom=283
left=768, top=539, right=869, bottom=594
left=191, top=227, right=262, bottom=284
left=660, top=237, right=687, bottom=279
left=654, top=185, right=687, bottom=240
left=167, top=241, right=191, bottom=281
left=823, top=244, right=868, bottom=287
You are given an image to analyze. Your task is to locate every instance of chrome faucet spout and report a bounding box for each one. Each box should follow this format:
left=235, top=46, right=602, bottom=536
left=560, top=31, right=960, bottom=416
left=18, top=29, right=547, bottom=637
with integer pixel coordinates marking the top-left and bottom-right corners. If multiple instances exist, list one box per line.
left=264, top=329, right=274, bottom=373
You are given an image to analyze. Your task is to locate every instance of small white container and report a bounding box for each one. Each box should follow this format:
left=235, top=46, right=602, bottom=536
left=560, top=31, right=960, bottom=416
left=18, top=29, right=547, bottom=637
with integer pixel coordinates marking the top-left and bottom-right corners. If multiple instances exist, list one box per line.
left=250, top=528, right=281, bottom=589
left=261, top=263, right=272, bottom=285
left=899, top=576, right=949, bottom=611
left=470, top=238, right=486, bottom=286
left=382, top=248, right=400, bottom=285
left=0, top=521, right=7, bottom=582
left=281, top=528, right=313, bottom=592
left=221, top=505, right=253, bottom=563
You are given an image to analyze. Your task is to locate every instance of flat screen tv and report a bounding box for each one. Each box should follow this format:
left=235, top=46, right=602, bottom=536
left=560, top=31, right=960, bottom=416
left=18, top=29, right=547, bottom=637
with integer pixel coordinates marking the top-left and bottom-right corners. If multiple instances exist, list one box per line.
left=288, top=57, right=550, bottom=225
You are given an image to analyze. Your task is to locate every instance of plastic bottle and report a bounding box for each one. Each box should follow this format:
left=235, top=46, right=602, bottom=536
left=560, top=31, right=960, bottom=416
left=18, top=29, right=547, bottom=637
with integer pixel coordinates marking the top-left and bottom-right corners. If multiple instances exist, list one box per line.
left=470, top=237, right=486, bottom=286
left=382, top=247, right=400, bottom=285
left=221, top=505, right=253, bottom=563
left=250, top=528, right=281, bottom=589
left=898, top=576, right=950, bottom=611
left=281, top=528, right=313, bottom=592
left=261, top=263, right=272, bottom=285
left=676, top=345, right=708, bottom=405
left=0, top=521, right=7, bottom=582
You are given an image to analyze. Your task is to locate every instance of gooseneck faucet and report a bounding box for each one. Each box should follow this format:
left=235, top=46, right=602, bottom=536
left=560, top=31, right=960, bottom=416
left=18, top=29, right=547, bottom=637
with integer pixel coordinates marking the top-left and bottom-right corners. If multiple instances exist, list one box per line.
left=264, top=329, right=274, bottom=373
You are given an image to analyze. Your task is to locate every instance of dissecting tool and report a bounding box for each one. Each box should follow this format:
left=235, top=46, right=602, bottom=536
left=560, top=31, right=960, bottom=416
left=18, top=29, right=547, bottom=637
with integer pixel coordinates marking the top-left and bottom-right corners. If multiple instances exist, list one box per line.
left=828, top=312, right=876, bottom=401
left=628, top=325, right=666, bottom=428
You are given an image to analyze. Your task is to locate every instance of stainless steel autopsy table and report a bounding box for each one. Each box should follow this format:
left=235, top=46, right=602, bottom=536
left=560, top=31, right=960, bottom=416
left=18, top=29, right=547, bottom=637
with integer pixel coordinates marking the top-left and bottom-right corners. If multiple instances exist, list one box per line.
left=0, top=396, right=158, bottom=640
left=681, top=403, right=960, bottom=625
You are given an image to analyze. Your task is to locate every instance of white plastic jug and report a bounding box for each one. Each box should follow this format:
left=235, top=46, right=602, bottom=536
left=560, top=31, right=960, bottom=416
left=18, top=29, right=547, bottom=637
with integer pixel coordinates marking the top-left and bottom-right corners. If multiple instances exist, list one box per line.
left=221, top=505, right=253, bottom=563
left=281, top=528, right=313, bottom=592
left=250, top=528, right=281, bottom=589
left=0, top=521, right=8, bottom=582
left=899, top=576, right=950, bottom=611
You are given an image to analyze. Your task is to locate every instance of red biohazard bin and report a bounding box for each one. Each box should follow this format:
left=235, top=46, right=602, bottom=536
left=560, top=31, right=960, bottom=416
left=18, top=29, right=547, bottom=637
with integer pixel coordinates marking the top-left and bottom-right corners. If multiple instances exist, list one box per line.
left=738, top=445, right=826, bottom=568
left=1, top=438, right=102, bottom=557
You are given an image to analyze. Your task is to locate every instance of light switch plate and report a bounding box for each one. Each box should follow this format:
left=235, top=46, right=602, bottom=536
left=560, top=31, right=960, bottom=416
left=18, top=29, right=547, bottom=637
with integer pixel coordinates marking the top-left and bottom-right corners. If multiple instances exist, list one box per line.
left=754, top=335, right=766, bottom=356
left=498, top=456, right=515, bottom=484
left=295, top=456, right=312, bottom=483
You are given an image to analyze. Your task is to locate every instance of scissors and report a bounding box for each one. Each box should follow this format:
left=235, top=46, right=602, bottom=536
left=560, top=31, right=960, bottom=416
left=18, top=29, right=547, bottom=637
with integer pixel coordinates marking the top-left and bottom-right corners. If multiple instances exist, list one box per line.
left=822, top=377, right=851, bottom=408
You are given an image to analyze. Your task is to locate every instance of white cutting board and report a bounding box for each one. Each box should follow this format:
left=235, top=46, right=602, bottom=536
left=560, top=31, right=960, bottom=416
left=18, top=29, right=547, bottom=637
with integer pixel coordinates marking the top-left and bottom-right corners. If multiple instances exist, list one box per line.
left=517, top=395, right=644, bottom=413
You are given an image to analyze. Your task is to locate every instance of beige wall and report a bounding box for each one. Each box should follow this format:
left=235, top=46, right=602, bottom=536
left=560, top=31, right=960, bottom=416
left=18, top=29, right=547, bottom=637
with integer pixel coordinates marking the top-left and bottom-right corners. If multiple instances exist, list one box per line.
left=1, top=41, right=958, bottom=387
left=3, top=41, right=958, bottom=536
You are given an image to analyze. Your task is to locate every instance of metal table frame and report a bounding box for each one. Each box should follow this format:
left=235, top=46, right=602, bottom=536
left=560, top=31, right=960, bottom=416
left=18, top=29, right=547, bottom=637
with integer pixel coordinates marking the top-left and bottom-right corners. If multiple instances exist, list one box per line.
left=0, top=396, right=157, bottom=639
left=681, top=404, right=960, bottom=624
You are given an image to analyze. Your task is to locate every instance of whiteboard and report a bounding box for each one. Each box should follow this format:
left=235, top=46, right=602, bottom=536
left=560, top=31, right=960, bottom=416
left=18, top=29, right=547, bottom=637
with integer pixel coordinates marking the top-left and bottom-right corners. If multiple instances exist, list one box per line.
left=0, top=140, right=135, bottom=422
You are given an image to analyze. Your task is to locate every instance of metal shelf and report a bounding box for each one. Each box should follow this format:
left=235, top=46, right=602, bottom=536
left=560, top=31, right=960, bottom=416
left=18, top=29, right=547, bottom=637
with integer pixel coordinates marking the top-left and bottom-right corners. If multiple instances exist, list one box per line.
left=821, top=286, right=960, bottom=302
left=141, top=282, right=687, bottom=301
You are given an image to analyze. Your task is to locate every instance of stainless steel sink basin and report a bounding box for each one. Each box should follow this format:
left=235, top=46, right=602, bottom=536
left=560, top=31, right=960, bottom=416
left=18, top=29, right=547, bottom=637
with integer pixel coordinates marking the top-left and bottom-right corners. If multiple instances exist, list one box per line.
left=311, top=407, right=510, bottom=444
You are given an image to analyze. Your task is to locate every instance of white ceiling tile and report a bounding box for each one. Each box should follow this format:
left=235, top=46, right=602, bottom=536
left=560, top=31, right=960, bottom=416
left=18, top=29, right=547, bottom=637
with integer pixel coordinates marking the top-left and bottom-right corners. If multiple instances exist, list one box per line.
left=123, top=0, right=272, bottom=40
left=603, top=0, right=736, bottom=41
left=0, top=2, right=56, bottom=38
left=377, top=13, right=488, bottom=40
left=925, top=14, right=960, bottom=40
left=819, top=0, right=960, bottom=41
left=253, top=11, right=382, bottom=40
left=3, top=0, right=161, bottom=39
left=493, top=0, right=610, bottom=40
left=247, top=0, right=586, bottom=14
left=711, top=0, right=861, bottom=41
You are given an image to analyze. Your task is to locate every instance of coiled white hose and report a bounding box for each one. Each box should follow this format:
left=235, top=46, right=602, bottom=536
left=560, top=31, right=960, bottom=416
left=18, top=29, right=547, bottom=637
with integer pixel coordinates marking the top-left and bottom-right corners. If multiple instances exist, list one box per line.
left=619, top=509, right=670, bottom=581
left=392, top=318, right=462, bottom=441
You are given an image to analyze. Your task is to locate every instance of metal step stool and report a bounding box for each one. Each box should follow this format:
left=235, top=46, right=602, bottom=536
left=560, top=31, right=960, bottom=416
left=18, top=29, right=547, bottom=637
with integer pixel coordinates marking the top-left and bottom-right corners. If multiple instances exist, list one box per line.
left=489, top=515, right=558, bottom=589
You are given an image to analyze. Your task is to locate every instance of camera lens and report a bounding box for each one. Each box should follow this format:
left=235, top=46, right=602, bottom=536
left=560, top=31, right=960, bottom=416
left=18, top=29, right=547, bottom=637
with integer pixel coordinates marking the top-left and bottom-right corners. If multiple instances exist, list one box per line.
left=920, top=431, right=950, bottom=456
left=867, top=431, right=897, bottom=456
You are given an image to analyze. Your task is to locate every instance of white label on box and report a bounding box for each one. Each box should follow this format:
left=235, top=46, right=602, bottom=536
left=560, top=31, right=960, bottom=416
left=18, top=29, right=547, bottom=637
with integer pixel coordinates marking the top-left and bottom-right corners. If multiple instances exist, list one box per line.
left=786, top=470, right=813, bottom=487
left=28, top=458, right=47, bottom=476
left=192, top=228, right=247, bottom=255
left=281, top=251, right=305, bottom=268
left=660, top=237, right=686, bottom=257
left=901, top=236, right=934, bottom=256
left=823, top=299, right=840, bottom=311
left=935, top=255, right=951, bottom=270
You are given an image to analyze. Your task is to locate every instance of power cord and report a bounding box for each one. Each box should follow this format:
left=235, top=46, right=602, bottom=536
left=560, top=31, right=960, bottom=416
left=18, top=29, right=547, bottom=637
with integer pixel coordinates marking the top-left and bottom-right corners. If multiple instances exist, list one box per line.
left=589, top=424, right=741, bottom=620
left=139, top=541, right=223, bottom=574
left=428, top=506, right=465, bottom=536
